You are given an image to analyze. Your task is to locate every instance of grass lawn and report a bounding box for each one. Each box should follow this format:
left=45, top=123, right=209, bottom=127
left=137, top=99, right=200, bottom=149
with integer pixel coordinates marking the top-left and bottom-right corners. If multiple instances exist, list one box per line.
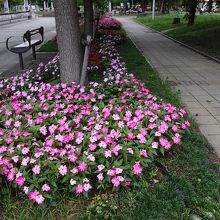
left=1, top=38, right=220, bottom=220
left=137, top=14, right=220, bottom=60
left=37, top=40, right=58, bottom=53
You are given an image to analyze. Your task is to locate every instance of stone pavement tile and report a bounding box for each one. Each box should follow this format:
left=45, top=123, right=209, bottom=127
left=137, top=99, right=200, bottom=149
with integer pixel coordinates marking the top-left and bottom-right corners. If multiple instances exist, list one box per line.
left=188, top=108, right=211, bottom=116
left=199, top=100, right=220, bottom=108
left=205, top=135, right=220, bottom=157
left=199, top=125, right=220, bottom=135
left=214, top=116, right=220, bottom=123
left=207, top=107, right=220, bottom=116
left=211, top=94, right=220, bottom=102
left=201, top=85, right=220, bottom=91
left=208, top=90, right=220, bottom=95
left=179, top=67, right=196, bottom=74
left=181, top=95, right=197, bottom=102
left=174, top=89, right=191, bottom=96
left=195, top=116, right=219, bottom=125
left=184, top=101, right=204, bottom=108
left=184, top=85, right=203, bottom=91
left=181, top=81, right=197, bottom=86
left=190, top=90, right=209, bottom=96
left=194, top=95, right=216, bottom=102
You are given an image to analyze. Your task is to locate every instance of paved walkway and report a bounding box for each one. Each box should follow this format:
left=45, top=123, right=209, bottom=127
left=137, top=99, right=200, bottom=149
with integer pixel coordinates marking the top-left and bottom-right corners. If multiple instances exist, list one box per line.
left=117, top=16, right=220, bottom=157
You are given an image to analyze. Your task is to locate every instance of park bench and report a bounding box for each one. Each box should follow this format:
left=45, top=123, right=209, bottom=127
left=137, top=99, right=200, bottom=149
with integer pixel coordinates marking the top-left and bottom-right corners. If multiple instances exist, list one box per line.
left=6, top=26, right=44, bottom=70
left=137, top=12, right=148, bottom=17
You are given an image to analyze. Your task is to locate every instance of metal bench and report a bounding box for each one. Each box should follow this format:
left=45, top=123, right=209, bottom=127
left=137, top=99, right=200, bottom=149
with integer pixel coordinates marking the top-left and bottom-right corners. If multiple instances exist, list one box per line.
left=137, top=12, right=148, bottom=17
left=6, top=27, right=44, bottom=70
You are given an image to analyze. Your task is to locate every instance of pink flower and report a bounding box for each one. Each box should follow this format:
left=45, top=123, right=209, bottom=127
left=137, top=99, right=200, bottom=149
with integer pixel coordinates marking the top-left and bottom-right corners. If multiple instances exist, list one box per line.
left=125, top=181, right=131, bottom=187
left=172, top=134, right=181, bottom=144
left=107, top=169, right=116, bottom=177
left=7, top=172, right=15, bottom=181
left=42, top=184, right=51, bottom=192
left=127, top=148, right=134, bottom=154
left=32, top=165, right=41, bottom=175
left=23, top=186, right=29, bottom=194
left=68, top=154, right=78, bottom=163
left=76, top=184, right=84, bottom=194
left=97, top=173, right=104, bottom=181
left=84, top=183, right=92, bottom=191
left=152, top=142, right=158, bottom=149
left=36, top=194, right=45, bottom=204
left=78, top=162, right=87, bottom=172
left=115, top=168, right=123, bottom=174
left=15, top=176, right=25, bottom=186
left=112, top=114, right=120, bottom=120
left=89, top=144, right=97, bottom=151
left=40, top=125, right=47, bottom=136
left=22, top=147, right=30, bottom=155
left=87, top=154, right=95, bottom=162
left=139, top=128, right=147, bottom=136
left=158, top=122, right=168, bottom=134
left=97, top=164, right=105, bottom=172
left=49, top=124, right=57, bottom=134
left=140, top=150, right=148, bottom=158
left=70, top=179, right=76, bottom=185
left=71, top=168, right=78, bottom=174
left=133, top=161, right=142, bottom=175
left=29, top=190, right=40, bottom=202
left=172, top=125, right=178, bottom=132
left=111, top=177, right=120, bottom=187
left=104, top=150, right=112, bottom=158
left=5, top=138, right=13, bottom=144
left=59, top=165, right=68, bottom=176
left=159, top=138, right=171, bottom=149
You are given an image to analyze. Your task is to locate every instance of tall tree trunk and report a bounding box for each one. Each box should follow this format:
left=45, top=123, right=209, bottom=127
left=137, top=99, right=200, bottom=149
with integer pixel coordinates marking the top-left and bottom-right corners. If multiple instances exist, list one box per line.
left=160, top=0, right=165, bottom=13
left=167, top=0, right=170, bottom=13
left=208, top=0, right=213, bottom=13
left=54, top=0, right=82, bottom=84
left=188, top=0, right=197, bottom=26
left=84, top=0, right=94, bottom=37
left=123, top=0, right=127, bottom=14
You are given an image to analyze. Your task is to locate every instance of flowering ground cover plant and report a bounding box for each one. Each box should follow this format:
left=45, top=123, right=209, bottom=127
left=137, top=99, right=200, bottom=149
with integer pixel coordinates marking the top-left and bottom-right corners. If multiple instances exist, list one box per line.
left=98, top=13, right=122, bottom=30
left=0, top=15, right=190, bottom=205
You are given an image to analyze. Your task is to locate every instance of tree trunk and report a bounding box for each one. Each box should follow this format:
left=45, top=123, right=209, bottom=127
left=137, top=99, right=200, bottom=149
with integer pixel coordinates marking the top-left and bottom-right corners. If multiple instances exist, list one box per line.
left=160, top=0, right=165, bottom=13
left=208, top=0, right=213, bottom=13
left=54, top=0, right=82, bottom=84
left=188, top=0, right=197, bottom=26
left=123, top=0, right=127, bottom=14
left=84, top=0, right=94, bottom=37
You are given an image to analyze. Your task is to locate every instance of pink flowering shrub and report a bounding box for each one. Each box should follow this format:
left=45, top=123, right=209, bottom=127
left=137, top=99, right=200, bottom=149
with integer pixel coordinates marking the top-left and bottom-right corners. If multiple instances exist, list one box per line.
left=98, top=14, right=122, bottom=30
left=0, top=15, right=190, bottom=204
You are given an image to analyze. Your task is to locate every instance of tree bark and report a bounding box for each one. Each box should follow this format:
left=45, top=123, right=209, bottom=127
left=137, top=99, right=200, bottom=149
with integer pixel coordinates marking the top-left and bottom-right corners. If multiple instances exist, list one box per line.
left=188, top=0, right=197, bottom=26
left=54, top=0, right=82, bottom=84
left=208, top=0, right=213, bottom=13
left=84, top=0, right=94, bottom=37
left=123, top=0, right=127, bottom=14
left=160, top=0, right=165, bottom=13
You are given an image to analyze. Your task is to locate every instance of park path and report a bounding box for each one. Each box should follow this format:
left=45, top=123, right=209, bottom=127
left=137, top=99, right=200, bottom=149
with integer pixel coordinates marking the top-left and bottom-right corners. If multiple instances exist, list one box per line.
left=116, top=16, right=220, bottom=157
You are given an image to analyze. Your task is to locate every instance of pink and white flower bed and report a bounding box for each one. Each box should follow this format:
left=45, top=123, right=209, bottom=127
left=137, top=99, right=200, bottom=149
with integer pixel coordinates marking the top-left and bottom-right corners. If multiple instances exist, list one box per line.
left=0, top=15, right=190, bottom=204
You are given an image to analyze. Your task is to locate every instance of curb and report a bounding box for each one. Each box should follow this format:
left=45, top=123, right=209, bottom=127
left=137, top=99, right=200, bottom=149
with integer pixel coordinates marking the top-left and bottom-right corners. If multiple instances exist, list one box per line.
left=136, top=19, right=220, bottom=65
left=36, top=51, right=57, bottom=55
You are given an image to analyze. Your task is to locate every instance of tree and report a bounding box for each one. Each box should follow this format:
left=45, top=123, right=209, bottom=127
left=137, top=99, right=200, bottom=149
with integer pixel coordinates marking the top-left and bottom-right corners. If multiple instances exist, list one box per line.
left=54, top=0, right=82, bottom=83
left=207, top=0, right=213, bottom=13
left=84, top=0, right=94, bottom=37
left=188, top=0, right=197, bottom=25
